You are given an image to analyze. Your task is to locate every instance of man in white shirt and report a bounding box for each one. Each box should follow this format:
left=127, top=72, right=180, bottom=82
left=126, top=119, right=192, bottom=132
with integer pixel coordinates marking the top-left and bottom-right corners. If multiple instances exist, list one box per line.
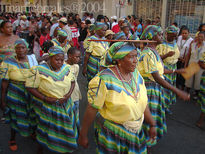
left=111, top=16, right=118, bottom=29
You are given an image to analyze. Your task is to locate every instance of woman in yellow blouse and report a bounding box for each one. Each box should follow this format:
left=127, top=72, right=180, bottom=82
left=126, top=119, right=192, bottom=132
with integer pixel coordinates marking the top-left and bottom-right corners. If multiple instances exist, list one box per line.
left=79, top=42, right=157, bottom=153
left=156, top=25, right=180, bottom=113
left=26, top=46, right=78, bottom=154
left=0, top=39, right=38, bottom=151
left=82, top=22, right=109, bottom=82
left=138, top=25, right=189, bottom=149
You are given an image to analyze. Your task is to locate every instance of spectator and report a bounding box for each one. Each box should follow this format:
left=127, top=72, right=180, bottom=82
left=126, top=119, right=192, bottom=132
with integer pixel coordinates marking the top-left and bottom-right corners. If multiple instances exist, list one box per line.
left=68, top=20, right=80, bottom=49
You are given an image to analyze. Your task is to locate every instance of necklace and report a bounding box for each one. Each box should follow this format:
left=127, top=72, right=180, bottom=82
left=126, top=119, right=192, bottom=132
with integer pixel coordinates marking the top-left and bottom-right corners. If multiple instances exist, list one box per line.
left=16, top=56, right=30, bottom=79
left=180, top=37, right=189, bottom=50
left=115, top=66, right=139, bottom=101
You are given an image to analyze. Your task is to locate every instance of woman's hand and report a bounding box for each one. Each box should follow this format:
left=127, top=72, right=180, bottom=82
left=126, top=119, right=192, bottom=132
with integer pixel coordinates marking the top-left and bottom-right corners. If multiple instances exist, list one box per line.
left=45, top=97, right=58, bottom=104
left=149, top=126, right=157, bottom=142
left=78, top=133, right=89, bottom=148
left=82, top=67, right=87, bottom=77
left=175, top=68, right=186, bottom=74
left=166, top=51, right=175, bottom=57
left=176, top=89, right=190, bottom=101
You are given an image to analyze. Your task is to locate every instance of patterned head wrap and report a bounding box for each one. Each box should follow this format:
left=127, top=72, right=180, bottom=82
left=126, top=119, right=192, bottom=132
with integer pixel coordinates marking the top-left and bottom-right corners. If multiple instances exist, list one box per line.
left=14, top=39, right=29, bottom=49
left=114, top=32, right=126, bottom=40
left=89, top=24, right=96, bottom=31
left=57, top=29, right=68, bottom=37
left=140, top=25, right=162, bottom=40
left=95, top=22, right=107, bottom=30
left=105, top=42, right=136, bottom=65
left=48, top=46, right=64, bottom=56
left=166, top=25, right=178, bottom=34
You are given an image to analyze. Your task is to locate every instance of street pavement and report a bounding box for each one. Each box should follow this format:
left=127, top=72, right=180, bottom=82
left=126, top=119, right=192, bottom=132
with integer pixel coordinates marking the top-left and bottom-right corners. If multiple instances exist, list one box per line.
left=1, top=70, right=205, bottom=154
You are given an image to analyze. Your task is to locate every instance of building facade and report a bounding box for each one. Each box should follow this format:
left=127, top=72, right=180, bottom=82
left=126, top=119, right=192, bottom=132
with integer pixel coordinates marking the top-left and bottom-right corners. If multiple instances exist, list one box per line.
left=0, top=0, right=205, bottom=33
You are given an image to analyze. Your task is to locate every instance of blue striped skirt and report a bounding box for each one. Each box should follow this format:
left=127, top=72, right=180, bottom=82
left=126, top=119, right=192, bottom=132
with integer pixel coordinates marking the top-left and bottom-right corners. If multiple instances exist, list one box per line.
left=94, top=114, right=147, bottom=154
left=143, top=78, right=167, bottom=147
left=163, top=63, right=177, bottom=108
left=87, top=55, right=101, bottom=82
left=198, top=71, right=205, bottom=113
left=5, top=81, right=34, bottom=137
left=32, top=96, right=78, bottom=153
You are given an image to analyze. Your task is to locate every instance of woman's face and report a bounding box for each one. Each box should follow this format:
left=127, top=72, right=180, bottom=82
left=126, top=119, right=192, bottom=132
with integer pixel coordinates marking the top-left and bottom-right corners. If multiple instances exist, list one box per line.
left=15, top=44, right=28, bottom=59
left=2, top=22, right=13, bottom=35
left=198, top=33, right=205, bottom=43
left=181, top=29, right=189, bottom=40
left=58, top=36, right=67, bottom=44
left=201, top=25, right=205, bottom=32
left=118, top=50, right=138, bottom=72
left=106, top=34, right=114, bottom=40
left=167, top=32, right=177, bottom=42
left=50, top=54, right=64, bottom=70
left=68, top=51, right=81, bottom=64
left=123, top=27, right=130, bottom=36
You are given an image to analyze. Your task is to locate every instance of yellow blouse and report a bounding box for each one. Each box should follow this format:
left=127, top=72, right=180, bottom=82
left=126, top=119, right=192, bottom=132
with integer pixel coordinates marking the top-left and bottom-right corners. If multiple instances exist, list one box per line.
left=200, top=52, right=205, bottom=63
left=156, top=41, right=180, bottom=65
left=86, top=35, right=109, bottom=57
left=88, top=68, right=147, bottom=124
left=26, top=63, right=74, bottom=99
left=0, top=57, right=30, bottom=81
left=70, top=64, right=82, bottom=102
left=138, top=47, right=164, bottom=81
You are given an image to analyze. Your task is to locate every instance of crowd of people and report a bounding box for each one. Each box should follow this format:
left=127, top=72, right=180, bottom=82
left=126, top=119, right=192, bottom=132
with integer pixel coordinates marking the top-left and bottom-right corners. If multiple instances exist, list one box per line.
left=0, top=11, right=205, bottom=154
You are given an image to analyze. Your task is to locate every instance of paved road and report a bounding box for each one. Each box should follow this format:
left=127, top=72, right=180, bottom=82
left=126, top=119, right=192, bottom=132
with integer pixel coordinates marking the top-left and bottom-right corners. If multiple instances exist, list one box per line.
left=1, top=70, right=205, bottom=154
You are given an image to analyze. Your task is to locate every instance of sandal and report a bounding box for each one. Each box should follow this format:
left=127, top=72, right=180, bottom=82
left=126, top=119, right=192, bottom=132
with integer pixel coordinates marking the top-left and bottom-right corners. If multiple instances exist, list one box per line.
left=9, top=140, right=18, bottom=151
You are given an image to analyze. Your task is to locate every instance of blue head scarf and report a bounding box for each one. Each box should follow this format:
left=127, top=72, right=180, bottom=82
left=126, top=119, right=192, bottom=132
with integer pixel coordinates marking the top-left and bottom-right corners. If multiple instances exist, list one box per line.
left=14, top=39, right=29, bottom=49
left=48, top=46, right=64, bottom=56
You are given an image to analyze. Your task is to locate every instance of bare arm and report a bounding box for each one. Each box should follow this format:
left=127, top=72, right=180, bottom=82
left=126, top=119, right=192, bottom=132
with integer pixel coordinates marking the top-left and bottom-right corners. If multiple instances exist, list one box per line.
left=78, top=104, right=98, bottom=148
left=144, top=105, right=157, bottom=140
left=152, top=72, right=189, bottom=100
left=184, top=46, right=192, bottom=67
left=82, top=52, right=91, bottom=76
left=0, top=79, right=9, bottom=110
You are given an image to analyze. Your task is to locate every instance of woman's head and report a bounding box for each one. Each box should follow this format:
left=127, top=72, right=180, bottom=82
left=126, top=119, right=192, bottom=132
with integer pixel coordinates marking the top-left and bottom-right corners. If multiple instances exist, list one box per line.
left=95, top=22, right=107, bottom=38
left=197, top=31, right=205, bottom=43
left=121, top=26, right=130, bottom=37
left=57, top=29, right=68, bottom=43
left=0, top=20, right=13, bottom=35
left=198, top=23, right=205, bottom=32
left=88, top=24, right=96, bottom=35
left=14, top=39, right=28, bottom=59
left=140, top=25, right=163, bottom=44
left=105, top=42, right=138, bottom=72
left=166, top=25, right=178, bottom=42
left=114, top=32, right=126, bottom=40
left=181, top=27, right=189, bottom=40
left=48, top=46, right=65, bottom=70
left=105, top=30, right=115, bottom=40
left=67, top=47, right=81, bottom=64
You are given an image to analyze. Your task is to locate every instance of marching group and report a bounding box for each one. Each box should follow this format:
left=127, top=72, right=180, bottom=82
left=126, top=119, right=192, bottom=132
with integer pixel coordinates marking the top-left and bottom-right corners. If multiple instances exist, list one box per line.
left=0, top=11, right=205, bottom=154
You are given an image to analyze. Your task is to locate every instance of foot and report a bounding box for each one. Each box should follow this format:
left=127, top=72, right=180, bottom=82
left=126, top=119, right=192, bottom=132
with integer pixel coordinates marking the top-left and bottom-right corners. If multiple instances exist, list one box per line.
left=9, top=140, right=18, bottom=151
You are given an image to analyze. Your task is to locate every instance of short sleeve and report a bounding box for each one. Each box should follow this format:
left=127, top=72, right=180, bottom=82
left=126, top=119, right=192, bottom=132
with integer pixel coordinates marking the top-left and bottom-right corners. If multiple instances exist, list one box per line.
left=25, top=66, right=40, bottom=88
left=143, top=52, right=158, bottom=74
left=86, top=41, right=94, bottom=53
left=87, top=75, right=107, bottom=109
left=0, top=61, right=9, bottom=80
